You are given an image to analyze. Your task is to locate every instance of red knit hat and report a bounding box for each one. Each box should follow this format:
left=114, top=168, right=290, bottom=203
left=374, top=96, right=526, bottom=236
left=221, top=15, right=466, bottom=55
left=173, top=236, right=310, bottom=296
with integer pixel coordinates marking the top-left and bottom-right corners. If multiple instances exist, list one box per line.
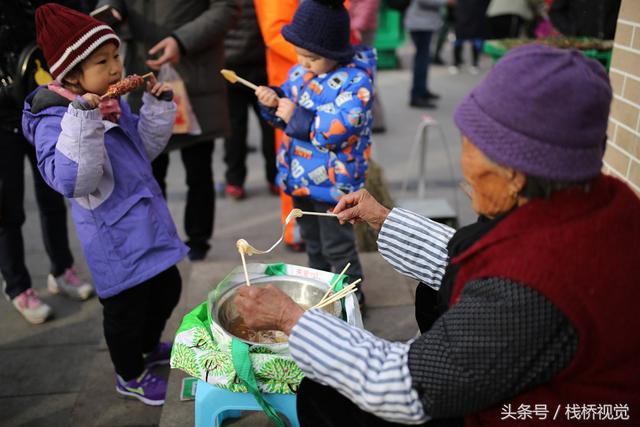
left=35, top=3, right=120, bottom=82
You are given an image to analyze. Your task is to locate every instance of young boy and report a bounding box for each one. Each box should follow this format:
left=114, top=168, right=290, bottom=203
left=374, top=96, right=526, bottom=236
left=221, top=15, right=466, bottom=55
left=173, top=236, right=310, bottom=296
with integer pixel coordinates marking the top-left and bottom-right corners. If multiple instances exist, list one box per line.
left=256, top=0, right=376, bottom=306
left=22, top=3, right=188, bottom=405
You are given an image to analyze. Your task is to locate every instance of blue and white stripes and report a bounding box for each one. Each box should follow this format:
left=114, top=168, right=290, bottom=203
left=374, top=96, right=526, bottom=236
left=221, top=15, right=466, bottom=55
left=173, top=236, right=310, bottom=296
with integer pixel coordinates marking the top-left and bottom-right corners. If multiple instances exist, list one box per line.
left=289, top=309, right=430, bottom=424
left=377, top=208, right=454, bottom=290
left=287, top=208, right=457, bottom=423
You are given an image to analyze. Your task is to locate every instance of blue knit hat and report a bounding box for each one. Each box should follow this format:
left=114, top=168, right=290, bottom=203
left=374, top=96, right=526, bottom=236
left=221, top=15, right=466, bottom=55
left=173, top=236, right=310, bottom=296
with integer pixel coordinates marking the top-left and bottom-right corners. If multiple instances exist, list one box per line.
left=454, top=44, right=611, bottom=181
left=282, top=0, right=354, bottom=63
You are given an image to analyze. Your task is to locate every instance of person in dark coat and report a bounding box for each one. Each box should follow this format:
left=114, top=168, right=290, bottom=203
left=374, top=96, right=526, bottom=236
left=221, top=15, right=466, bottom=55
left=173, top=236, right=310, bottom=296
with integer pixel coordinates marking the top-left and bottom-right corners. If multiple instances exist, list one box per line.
left=549, top=0, right=621, bottom=40
left=222, top=0, right=277, bottom=200
left=1, top=0, right=93, bottom=325
left=450, top=0, right=490, bottom=74
left=96, top=0, right=239, bottom=261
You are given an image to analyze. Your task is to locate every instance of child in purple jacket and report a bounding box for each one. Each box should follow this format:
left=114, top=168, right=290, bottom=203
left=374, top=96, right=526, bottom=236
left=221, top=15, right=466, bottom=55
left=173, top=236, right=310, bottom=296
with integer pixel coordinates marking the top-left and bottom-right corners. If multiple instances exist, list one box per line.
left=22, top=3, right=188, bottom=406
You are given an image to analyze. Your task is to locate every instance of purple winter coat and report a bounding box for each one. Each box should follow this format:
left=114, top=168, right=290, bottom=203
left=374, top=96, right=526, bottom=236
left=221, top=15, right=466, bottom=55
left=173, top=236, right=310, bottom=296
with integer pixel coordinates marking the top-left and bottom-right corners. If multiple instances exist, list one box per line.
left=22, top=88, right=188, bottom=298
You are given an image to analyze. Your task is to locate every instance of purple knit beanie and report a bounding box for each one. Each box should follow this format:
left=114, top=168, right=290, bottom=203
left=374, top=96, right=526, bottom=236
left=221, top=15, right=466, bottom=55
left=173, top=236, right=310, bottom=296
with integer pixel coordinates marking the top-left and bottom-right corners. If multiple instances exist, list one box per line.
left=454, top=44, right=612, bottom=181
left=282, top=0, right=354, bottom=63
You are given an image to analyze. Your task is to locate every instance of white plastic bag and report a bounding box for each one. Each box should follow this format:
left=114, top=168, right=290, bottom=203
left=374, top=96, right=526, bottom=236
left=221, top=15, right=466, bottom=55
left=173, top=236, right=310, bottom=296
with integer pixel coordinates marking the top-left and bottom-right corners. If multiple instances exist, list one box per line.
left=157, top=63, right=202, bottom=135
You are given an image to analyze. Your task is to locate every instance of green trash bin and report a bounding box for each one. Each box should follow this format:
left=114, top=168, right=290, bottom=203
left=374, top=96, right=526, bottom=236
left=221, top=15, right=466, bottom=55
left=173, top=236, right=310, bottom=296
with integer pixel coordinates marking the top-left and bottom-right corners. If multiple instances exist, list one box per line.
left=374, top=3, right=405, bottom=69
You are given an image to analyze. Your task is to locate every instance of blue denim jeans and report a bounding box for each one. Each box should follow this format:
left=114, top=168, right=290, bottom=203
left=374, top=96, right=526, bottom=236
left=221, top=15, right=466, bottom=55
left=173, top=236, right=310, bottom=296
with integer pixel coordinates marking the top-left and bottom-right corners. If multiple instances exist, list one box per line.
left=410, top=30, right=434, bottom=101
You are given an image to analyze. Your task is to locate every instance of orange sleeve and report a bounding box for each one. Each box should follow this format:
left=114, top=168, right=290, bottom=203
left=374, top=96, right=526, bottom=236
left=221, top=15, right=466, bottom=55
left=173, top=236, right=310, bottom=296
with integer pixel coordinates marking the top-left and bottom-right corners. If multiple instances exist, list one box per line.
left=253, top=0, right=298, bottom=84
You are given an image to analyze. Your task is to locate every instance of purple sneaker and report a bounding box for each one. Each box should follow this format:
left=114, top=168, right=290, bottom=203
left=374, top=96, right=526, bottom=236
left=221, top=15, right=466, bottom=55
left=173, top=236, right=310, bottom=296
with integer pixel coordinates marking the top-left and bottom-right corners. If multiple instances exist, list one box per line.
left=144, top=342, right=173, bottom=368
left=115, top=370, right=166, bottom=406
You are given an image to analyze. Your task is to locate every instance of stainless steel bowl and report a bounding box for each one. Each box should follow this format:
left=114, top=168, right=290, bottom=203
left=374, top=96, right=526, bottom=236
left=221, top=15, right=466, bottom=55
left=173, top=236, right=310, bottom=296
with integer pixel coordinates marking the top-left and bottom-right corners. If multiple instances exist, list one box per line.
left=212, top=275, right=341, bottom=346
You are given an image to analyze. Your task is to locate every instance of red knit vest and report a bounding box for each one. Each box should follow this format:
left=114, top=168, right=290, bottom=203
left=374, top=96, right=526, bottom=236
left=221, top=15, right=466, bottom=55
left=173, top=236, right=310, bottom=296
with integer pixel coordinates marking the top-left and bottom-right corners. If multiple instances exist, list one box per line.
left=450, top=175, right=640, bottom=426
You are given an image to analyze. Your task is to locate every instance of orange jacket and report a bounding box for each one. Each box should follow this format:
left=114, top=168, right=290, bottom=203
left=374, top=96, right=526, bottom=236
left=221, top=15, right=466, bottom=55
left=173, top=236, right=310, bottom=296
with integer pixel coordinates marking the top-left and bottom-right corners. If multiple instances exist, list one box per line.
left=253, top=0, right=298, bottom=86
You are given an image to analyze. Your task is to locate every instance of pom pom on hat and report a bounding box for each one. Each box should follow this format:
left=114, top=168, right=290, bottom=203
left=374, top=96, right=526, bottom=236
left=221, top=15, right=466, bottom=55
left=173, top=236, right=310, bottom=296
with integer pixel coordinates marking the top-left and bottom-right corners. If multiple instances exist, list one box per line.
left=36, top=3, right=120, bottom=81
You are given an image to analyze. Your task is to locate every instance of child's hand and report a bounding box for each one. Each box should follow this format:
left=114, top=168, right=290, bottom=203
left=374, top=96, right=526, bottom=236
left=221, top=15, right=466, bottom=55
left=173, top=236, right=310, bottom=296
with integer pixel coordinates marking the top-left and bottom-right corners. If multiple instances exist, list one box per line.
left=146, top=76, right=172, bottom=97
left=146, top=75, right=174, bottom=101
left=255, top=86, right=279, bottom=108
left=276, top=98, right=296, bottom=124
left=81, top=93, right=101, bottom=109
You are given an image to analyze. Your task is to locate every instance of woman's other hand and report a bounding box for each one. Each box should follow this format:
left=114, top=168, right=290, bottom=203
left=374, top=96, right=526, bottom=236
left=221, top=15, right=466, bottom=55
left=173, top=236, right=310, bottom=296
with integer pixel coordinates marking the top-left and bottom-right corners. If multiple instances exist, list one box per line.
left=333, top=189, right=391, bottom=231
left=255, top=86, right=279, bottom=108
left=146, top=36, right=181, bottom=70
left=234, top=285, right=305, bottom=335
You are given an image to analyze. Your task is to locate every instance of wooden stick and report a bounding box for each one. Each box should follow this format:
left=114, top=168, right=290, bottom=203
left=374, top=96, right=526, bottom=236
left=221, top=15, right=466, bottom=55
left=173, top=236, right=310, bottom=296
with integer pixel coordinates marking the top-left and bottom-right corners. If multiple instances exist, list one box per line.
left=315, top=289, right=357, bottom=310
left=316, top=285, right=356, bottom=308
left=235, top=75, right=258, bottom=91
left=220, top=69, right=259, bottom=91
left=313, top=280, right=361, bottom=309
left=298, top=211, right=338, bottom=218
left=320, top=263, right=350, bottom=304
left=142, top=72, right=154, bottom=80
left=239, top=250, right=251, bottom=286
left=314, top=279, right=362, bottom=310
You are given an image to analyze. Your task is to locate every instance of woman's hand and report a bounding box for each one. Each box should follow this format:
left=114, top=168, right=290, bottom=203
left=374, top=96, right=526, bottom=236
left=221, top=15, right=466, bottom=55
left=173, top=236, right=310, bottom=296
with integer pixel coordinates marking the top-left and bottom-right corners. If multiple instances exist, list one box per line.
left=145, top=75, right=173, bottom=98
left=146, top=36, right=181, bottom=70
left=333, top=189, right=391, bottom=232
left=255, top=86, right=279, bottom=108
left=276, top=98, right=296, bottom=123
left=234, top=285, right=305, bottom=335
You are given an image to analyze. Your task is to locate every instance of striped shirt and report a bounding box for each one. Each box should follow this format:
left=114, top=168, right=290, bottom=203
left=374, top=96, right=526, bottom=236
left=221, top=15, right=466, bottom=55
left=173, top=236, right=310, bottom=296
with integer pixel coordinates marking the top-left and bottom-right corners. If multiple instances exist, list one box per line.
left=288, top=208, right=455, bottom=423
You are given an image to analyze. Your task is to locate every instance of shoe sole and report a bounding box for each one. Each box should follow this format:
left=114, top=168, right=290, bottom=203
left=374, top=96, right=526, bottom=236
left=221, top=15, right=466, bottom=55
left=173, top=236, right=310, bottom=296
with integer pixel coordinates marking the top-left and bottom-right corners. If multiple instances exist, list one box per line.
left=47, top=275, right=92, bottom=301
left=115, top=386, right=164, bottom=406
left=4, top=281, right=52, bottom=324
left=22, top=312, right=50, bottom=324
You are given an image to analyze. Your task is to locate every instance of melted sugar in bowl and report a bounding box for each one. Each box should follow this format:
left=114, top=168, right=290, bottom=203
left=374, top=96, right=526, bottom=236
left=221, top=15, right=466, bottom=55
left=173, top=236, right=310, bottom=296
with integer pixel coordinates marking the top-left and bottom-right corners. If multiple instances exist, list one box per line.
left=212, top=275, right=342, bottom=347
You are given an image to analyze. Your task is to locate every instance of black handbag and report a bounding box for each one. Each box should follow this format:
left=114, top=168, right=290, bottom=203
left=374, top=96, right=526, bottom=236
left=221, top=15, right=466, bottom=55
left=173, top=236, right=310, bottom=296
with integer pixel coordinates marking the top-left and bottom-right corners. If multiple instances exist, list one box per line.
left=1, top=42, right=52, bottom=108
left=385, top=0, right=411, bottom=12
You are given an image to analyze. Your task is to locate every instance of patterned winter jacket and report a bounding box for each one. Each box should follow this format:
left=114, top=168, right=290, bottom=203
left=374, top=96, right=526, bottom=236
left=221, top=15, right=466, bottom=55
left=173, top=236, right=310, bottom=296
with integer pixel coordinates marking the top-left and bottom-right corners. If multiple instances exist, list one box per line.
left=261, top=46, right=376, bottom=204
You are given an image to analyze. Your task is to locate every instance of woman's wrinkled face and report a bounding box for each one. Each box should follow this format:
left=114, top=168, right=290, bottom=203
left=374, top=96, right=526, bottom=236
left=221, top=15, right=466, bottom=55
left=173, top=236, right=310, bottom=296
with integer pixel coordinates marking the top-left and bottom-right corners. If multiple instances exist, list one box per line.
left=460, top=137, right=525, bottom=218
left=294, top=47, right=338, bottom=76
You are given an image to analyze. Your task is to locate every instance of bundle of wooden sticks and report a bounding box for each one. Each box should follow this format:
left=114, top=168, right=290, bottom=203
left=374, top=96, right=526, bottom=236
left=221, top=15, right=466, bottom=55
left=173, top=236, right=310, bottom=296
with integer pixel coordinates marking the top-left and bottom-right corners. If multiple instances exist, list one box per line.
left=311, top=263, right=360, bottom=310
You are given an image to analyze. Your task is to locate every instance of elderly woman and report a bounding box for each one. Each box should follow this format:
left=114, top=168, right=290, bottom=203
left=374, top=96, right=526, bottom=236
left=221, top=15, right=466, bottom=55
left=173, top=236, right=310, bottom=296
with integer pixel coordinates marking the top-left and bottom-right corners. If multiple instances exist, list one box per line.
left=234, top=44, right=640, bottom=426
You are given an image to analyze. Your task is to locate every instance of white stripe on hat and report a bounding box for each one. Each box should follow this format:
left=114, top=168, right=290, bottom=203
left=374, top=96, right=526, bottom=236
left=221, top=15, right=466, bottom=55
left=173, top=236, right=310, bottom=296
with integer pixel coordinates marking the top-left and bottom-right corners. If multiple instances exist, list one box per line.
left=55, top=33, right=120, bottom=82
left=50, top=24, right=117, bottom=73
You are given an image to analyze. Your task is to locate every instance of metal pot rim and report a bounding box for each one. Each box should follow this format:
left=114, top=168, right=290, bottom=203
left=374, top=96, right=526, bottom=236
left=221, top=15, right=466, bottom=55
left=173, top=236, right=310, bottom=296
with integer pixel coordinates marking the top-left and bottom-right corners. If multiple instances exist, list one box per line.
left=211, top=275, right=341, bottom=346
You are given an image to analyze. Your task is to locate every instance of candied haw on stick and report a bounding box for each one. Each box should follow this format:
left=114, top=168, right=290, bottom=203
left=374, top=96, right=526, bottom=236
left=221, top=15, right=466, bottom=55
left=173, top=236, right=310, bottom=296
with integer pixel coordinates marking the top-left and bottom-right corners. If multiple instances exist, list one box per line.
left=103, top=74, right=145, bottom=98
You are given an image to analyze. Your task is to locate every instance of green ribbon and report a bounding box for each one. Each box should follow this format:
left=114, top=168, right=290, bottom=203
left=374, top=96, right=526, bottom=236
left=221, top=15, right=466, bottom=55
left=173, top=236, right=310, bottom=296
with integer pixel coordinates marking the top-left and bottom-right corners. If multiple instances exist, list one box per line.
left=329, top=272, right=350, bottom=318
left=264, top=263, right=287, bottom=276
left=231, top=338, right=286, bottom=427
